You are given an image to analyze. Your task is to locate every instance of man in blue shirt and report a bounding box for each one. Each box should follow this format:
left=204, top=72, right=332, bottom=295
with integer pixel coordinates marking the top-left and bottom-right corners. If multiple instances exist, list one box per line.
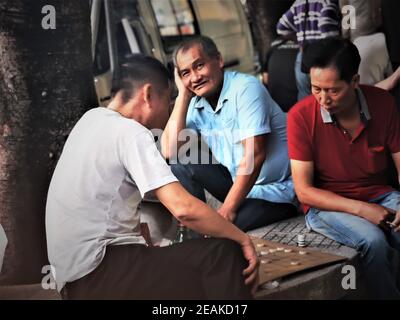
left=161, top=36, right=297, bottom=231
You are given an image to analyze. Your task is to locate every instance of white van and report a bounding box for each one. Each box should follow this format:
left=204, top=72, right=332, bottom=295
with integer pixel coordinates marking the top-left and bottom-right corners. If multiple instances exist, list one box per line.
left=90, top=0, right=256, bottom=106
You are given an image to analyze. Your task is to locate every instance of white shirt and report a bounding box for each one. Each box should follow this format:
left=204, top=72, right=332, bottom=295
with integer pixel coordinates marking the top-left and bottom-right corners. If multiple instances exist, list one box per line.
left=354, top=33, right=393, bottom=85
left=45, top=108, right=177, bottom=290
left=0, top=224, right=7, bottom=273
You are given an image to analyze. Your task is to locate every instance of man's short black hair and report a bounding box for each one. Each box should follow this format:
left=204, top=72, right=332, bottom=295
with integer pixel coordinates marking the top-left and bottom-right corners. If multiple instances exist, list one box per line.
left=172, top=36, right=220, bottom=67
left=112, top=54, right=172, bottom=104
left=302, top=38, right=361, bottom=83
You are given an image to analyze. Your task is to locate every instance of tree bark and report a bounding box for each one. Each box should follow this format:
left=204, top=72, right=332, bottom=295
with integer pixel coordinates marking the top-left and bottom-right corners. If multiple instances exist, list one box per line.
left=0, top=0, right=97, bottom=284
left=246, top=0, right=293, bottom=67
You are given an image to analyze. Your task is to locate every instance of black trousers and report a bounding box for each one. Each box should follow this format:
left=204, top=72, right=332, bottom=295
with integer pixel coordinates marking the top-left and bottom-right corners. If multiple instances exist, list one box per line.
left=63, top=238, right=252, bottom=300
left=171, top=162, right=298, bottom=232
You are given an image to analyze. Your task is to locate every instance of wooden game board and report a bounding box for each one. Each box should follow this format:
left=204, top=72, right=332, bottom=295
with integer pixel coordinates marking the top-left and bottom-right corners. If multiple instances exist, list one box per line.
left=251, top=237, right=347, bottom=286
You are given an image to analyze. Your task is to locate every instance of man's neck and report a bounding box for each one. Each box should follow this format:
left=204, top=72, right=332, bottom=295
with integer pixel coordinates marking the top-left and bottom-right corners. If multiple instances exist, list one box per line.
left=335, top=91, right=360, bottom=122
left=207, top=96, right=219, bottom=110
left=108, top=101, right=135, bottom=120
left=204, top=78, right=224, bottom=110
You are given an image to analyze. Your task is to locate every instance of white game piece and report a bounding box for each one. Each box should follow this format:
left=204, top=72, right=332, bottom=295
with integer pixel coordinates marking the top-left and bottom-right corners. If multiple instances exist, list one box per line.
left=284, top=249, right=293, bottom=253
left=261, top=259, right=271, bottom=264
left=261, top=281, right=280, bottom=290
left=268, top=248, right=277, bottom=253
left=299, top=250, right=308, bottom=255
left=290, top=261, right=300, bottom=266
left=256, top=243, right=265, bottom=248
left=276, top=247, right=284, bottom=251
left=260, top=251, right=269, bottom=256
left=297, top=234, right=306, bottom=247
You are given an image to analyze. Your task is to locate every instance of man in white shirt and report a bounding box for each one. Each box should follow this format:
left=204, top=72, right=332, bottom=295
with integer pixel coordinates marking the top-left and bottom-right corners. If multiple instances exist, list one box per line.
left=45, top=56, right=259, bottom=299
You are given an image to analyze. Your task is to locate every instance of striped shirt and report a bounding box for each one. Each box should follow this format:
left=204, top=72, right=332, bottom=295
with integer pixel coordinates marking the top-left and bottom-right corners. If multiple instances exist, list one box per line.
left=277, top=0, right=341, bottom=47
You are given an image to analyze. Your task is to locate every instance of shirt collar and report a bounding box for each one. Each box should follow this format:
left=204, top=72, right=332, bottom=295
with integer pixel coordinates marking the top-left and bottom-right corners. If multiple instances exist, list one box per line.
left=320, top=87, right=372, bottom=124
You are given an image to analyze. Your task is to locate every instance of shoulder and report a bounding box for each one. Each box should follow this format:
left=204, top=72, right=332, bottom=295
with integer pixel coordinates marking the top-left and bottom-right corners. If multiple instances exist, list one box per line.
left=226, top=71, right=261, bottom=88
left=288, top=96, right=317, bottom=120
left=360, top=85, right=398, bottom=118
left=105, top=112, right=152, bottom=142
left=360, top=85, right=396, bottom=107
left=360, top=84, right=392, bottom=98
left=225, top=72, right=265, bottom=98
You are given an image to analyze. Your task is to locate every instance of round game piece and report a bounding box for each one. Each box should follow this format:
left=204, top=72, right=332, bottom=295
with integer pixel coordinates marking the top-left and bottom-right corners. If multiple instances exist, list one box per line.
left=260, top=251, right=269, bottom=256
left=261, top=259, right=271, bottom=264
left=261, top=281, right=279, bottom=289
left=290, top=261, right=300, bottom=266
left=269, top=248, right=277, bottom=253
left=299, top=250, right=308, bottom=255
left=276, top=247, right=284, bottom=251
left=256, top=243, right=265, bottom=248
left=297, top=234, right=306, bottom=247
left=284, top=249, right=293, bottom=253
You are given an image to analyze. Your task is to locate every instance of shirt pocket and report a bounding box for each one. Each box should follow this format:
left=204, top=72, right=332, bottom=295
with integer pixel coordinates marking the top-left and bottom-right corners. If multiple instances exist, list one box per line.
left=367, top=145, right=387, bottom=173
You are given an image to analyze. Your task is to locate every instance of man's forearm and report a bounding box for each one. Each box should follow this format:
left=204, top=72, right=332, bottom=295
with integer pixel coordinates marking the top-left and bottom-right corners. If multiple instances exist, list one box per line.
left=156, top=183, right=250, bottom=245
left=223, top=157, right=263, bottom=212
left=161, top=94, right=191, bottom=159
left=298, top=186, right=368, bottom=218
left=375, top=66, right=400, bottom=91
left=391, top=152, right=400, bottom=185
left=223, top=175, right=257, bottom=212
left=186, top=197, right=251, bottom=245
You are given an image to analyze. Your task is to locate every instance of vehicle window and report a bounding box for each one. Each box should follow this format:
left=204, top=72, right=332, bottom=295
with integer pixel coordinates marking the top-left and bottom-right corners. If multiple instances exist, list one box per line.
left=93, top=3, right=110, bottom=76
left=150, top=0, right=198, bottom=53
left=194, top=0, right=242, bottom=38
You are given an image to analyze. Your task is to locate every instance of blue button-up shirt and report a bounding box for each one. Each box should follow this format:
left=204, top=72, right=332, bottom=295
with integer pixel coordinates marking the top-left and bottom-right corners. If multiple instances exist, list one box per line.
left=186, top=71, right=295, bottom=204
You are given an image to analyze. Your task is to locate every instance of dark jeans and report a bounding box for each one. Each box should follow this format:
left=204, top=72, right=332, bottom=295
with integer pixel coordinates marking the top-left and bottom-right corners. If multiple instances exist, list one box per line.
left=171, top=162, right=297, bottom=232
left=63, top=238, right=252, bottom=300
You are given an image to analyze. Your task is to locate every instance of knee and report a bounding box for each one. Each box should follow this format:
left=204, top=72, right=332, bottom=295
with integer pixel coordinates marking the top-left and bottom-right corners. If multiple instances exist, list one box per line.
left=359, top=233, right=390, bottom=259
left=212, top=239, right=244, bottom=261
left=170, top=163, right=191, bottom=180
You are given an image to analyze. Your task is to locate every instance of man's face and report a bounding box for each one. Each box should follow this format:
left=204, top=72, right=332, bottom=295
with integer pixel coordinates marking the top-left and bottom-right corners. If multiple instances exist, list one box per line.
left=310, top=67, right=358, bottom=115
left=176, top=44, right=224, bottom=98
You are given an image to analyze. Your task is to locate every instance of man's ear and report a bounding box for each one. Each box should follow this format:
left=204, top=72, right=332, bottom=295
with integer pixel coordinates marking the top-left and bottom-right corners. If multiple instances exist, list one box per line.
left=142, top=83, right=153, bottom=107
left=218, top=53, right=224, bottom=69
left=352, top=74, right=360, bottom=88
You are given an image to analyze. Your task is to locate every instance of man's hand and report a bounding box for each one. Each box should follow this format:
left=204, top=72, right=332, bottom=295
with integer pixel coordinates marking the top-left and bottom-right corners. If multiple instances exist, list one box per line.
left=358, top=202, right=395, bottom=228
left=217, top=205, right=237, bottom=223
left=391, top=210, right=400, bottom=232
left=240, top=237, right=260, bottom=296
left=174, top=68, right=193, bottom=99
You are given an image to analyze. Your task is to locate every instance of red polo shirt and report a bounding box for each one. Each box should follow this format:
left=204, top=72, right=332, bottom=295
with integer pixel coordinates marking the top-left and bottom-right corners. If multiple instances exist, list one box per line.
left=288, top=85, right=400, bottom=213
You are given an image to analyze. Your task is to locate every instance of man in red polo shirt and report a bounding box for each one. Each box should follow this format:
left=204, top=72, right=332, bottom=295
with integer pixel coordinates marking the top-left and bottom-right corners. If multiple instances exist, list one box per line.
left=288, top=38, right=400, bottom=299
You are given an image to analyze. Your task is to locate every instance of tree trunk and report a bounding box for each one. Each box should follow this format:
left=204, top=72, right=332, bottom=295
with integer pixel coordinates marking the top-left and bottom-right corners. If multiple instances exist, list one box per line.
left=246, top=0, right=293, bottom=67
left=0, top=0, right=97, bottom=284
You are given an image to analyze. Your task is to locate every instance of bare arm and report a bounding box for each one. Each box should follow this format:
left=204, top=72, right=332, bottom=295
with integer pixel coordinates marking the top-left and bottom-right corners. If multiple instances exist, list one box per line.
left=262, top=72, right=269, bottom=87
left=291, top=159, right=393, bottom=226
left=154, top=182, right=259, bottom=290
left=161, top=69, right=193, bottom=159
left=392, top=152, right=400, bottom=232
left=375, top=66, right=400, bottom=91
left=219, top=135, right=267, bottom=222
left=393, top=151, right=400, bottom=186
